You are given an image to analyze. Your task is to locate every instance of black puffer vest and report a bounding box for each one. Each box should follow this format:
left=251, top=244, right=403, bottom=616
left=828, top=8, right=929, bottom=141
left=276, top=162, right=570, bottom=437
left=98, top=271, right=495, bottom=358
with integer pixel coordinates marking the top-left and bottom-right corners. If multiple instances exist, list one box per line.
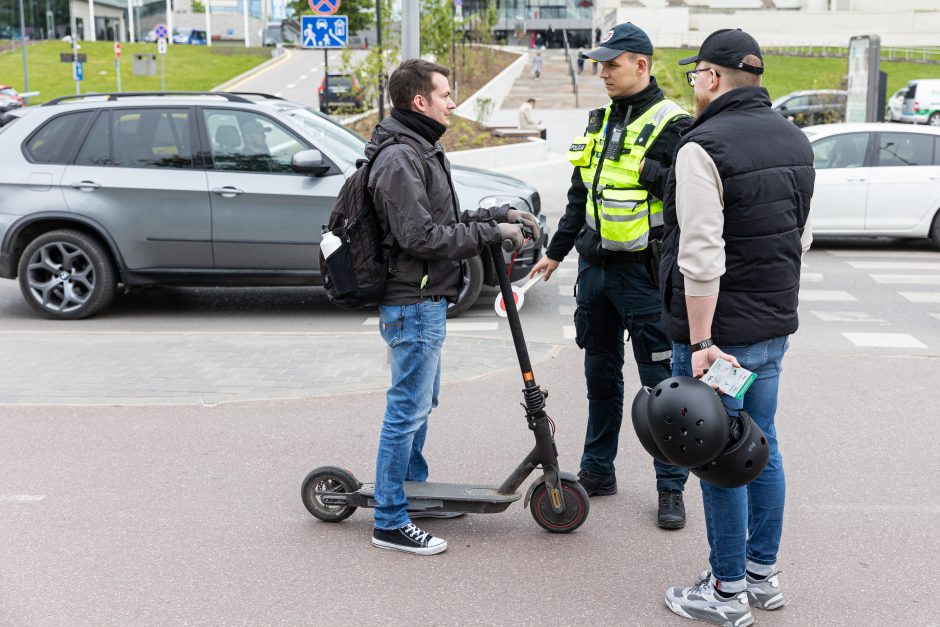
left=660, top=86, right=815, bottom=346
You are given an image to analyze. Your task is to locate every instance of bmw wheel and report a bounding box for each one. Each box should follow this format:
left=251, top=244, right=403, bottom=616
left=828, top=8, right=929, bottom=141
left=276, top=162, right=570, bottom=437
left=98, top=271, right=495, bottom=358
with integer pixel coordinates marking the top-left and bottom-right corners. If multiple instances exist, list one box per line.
left=17, top=229, right=117, bottom=320
left=447, top=255, right=484, bottom=318
left=929, top=112, right=940, bottom=127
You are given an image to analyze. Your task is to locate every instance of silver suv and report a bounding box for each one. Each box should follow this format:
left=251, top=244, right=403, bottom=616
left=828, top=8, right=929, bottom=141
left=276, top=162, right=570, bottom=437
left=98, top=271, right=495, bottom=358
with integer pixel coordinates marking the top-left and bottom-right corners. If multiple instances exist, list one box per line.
left=0, top=92, right=547, bottom=320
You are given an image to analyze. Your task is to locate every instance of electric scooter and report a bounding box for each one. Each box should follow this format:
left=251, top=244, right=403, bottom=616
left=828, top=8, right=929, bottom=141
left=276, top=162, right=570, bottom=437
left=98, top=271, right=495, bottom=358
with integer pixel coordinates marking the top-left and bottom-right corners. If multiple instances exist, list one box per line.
left=301, top=236, right=590, bottom=533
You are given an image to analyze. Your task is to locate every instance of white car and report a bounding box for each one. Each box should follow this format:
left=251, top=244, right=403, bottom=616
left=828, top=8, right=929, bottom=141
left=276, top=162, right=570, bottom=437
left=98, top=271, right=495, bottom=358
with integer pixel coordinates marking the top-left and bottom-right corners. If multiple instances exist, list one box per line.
left=804, top=122, right=940, bottom=248
left=886, top=86, right=908, bottom=122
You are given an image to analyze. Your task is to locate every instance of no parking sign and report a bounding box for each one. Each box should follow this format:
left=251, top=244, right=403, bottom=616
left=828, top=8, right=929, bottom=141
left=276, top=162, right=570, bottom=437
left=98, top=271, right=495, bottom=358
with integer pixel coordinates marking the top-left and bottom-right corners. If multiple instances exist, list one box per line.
left=308, top=0, right=340, bottom=15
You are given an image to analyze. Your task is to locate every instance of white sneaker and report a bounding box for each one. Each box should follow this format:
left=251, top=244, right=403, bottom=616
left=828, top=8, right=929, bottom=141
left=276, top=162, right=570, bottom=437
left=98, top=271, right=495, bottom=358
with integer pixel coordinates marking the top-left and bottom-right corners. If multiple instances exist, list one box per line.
left=665, top=576, right=753, bottom=627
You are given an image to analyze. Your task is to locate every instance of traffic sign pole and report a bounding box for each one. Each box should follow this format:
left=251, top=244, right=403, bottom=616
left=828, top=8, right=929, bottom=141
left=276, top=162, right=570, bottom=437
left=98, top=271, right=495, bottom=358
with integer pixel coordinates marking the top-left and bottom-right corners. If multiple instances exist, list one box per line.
left=114, top=41, right=122, bottom=92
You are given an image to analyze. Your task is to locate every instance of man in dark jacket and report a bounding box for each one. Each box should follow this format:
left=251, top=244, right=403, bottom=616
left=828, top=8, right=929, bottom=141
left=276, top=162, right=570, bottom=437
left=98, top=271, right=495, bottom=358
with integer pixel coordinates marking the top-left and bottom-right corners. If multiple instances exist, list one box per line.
left=660, top=30, right=814, bottom=626
left=367, top=59, right=540, bottom=556
left=529, top=22, right=692, bottom=529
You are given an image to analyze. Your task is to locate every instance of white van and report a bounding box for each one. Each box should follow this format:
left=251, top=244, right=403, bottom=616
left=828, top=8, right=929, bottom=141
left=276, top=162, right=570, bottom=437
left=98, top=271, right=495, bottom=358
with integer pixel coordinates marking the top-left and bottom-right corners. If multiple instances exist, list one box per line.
left=900, top=79, right=940, bottom=126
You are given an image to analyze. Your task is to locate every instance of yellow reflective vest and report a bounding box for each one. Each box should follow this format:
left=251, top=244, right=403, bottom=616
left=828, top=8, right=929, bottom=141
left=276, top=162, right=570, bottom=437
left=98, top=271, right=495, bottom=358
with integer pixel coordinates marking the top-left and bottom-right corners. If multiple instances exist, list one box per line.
left=567, top=99, right=689, bottom=252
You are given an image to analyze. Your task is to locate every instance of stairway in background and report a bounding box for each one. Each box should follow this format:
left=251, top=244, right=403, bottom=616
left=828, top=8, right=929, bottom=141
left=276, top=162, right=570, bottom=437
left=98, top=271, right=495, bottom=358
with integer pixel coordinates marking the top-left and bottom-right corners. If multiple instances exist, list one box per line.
left=502, top=49, right=609, bottom=110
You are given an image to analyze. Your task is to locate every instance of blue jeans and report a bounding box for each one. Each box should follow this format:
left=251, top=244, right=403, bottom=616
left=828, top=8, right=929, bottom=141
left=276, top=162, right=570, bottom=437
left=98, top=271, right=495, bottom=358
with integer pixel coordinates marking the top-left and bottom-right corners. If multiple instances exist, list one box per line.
left=374, top=300, right=446, bottom=530
left=672, top=336, right=789, bottom=583
left=574, top=258, right=689, bottom=492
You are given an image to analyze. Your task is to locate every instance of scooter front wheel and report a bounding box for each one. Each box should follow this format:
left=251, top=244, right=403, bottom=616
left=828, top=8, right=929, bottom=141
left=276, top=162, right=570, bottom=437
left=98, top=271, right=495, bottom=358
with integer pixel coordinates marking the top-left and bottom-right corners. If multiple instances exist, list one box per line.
left=301, top=466, right=360, bottom=522
left=529, top=478, right=590, bottom=533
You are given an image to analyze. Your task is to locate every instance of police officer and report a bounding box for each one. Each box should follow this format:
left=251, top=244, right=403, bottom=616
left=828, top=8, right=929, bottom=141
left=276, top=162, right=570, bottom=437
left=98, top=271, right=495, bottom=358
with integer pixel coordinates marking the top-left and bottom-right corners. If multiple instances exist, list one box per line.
left=529, top=22, right=693, bottom=529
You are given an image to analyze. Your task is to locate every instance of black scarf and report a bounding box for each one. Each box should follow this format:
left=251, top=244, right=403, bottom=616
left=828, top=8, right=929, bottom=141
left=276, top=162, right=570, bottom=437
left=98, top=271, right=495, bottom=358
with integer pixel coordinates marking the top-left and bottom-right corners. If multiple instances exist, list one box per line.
left=391, top=108, right=446, bottom=145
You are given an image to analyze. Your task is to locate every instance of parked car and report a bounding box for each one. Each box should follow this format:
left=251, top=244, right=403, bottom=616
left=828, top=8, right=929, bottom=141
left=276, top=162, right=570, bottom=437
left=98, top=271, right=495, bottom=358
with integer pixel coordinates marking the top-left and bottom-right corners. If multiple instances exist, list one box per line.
left=173, top=28, right=208, bottom=45
left=0, top=85, right=24, bottom=107
left=0, top=92, right=548, bottom=320
left=318, top=73, right=363, bottom=114
left=886, top=85, right=909, bottom=122
left=900, top=79, right=940, bottom=126
left=0, top=86, right=24, bottom=113
left=772, top=90, right=846, bottom=127
left=803, top=122, right=940, bottom=248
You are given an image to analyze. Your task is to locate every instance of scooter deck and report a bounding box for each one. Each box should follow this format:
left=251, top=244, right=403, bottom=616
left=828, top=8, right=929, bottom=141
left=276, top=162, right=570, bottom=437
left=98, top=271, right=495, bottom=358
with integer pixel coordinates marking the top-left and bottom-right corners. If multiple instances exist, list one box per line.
left=359, top=481, right=521, bottom=503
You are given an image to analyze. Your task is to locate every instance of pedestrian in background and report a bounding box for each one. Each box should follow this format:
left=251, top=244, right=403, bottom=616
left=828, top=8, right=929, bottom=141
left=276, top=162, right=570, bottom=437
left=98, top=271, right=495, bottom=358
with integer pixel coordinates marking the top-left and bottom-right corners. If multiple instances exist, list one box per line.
left=529, top=22, right=693, bottom=529
left=661, top=29, right=815, bottom=625
left=577, top=47, right=585, bottom=73
left=533, top=52, right=543, bottom=79
left=518, top=97, right=547, bottom=140
left=366, top=59, right=538, bottom=556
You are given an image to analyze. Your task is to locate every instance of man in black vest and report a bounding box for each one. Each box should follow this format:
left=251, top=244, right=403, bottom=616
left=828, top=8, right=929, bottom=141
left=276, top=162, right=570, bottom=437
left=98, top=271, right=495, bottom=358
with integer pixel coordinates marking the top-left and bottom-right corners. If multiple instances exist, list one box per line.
left=659, top=30, right=814, bottom=626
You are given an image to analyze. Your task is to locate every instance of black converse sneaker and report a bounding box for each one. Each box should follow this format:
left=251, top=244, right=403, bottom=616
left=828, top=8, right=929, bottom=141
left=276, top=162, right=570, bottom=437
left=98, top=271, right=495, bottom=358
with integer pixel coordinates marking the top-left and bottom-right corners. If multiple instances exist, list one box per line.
left=372, top=523, right=447, bottom=555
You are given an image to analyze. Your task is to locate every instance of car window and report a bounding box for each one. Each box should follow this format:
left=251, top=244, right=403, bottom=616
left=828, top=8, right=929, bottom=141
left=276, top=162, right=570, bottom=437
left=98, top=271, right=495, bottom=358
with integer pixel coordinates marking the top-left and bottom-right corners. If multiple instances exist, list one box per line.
left=204, top=109, right=307, bottom=173
left=785, top=96, right=811, bottom=108
left=812, top=133, right=869, bottom=169
left=75, top=108, right=193, bottom=168
left=281, top=105, right=365, bottom=164
left=935, top=137, right=940, bottom=166
left=24, top=111, right=95, bottom=164
left=876, top=132, right=934, bottom=167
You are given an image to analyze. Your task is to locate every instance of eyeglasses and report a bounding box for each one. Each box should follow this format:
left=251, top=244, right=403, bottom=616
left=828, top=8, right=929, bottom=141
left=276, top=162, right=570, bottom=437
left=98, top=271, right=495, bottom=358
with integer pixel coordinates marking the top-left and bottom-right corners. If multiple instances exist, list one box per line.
left=686, top=66, right=721, bottom=87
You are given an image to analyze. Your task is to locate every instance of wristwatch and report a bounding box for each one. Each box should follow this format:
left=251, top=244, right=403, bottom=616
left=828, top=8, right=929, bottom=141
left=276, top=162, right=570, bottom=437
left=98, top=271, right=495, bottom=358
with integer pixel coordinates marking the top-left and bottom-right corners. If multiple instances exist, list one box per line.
left=690, top=338, right=714, bottom=353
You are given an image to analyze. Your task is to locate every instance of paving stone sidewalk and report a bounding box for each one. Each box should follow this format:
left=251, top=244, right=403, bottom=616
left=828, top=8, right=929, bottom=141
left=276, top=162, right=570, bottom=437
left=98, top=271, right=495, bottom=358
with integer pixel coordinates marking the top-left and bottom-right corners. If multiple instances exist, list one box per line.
left=0, top=332, right=561, bottom=406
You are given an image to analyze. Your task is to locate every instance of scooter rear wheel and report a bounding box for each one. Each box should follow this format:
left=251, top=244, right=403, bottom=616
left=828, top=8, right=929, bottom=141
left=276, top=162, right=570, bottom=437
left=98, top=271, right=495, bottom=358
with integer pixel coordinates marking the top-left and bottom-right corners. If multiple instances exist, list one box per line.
left=301, top=466, right=360, bottom=522
left=529, top=478, right=590, bottom=533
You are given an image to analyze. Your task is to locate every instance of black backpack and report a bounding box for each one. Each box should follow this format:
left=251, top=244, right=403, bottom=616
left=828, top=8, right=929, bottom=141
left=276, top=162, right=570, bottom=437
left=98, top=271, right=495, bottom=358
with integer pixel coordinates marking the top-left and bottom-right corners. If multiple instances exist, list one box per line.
left=319, top=134, right=430, bottom=309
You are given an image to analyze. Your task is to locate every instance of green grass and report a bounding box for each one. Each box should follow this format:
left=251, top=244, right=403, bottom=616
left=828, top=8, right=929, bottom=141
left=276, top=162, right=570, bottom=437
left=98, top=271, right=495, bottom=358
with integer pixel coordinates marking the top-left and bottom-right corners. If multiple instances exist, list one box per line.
left=651, top=48, right=940, bottom=112
left=0, top=40, right=270, bottom=103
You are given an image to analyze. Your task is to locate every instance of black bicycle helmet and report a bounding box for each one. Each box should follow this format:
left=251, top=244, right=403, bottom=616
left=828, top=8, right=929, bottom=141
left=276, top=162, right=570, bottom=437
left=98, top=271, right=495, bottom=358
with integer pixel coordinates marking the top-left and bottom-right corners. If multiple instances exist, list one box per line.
left=647, top=376, right=729, bottom=468
left=692, top=409, right=769, bottom=488
left=630, top=386, right=671, bottom=465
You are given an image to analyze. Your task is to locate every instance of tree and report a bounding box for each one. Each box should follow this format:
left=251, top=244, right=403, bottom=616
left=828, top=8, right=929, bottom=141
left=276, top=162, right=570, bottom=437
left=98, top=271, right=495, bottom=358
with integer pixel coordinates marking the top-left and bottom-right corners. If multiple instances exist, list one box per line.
left=420, top=0, right=456, bottom=61
left=290, top=0, right=375, bottom=36
left=338, top=0, right=399, bottom=113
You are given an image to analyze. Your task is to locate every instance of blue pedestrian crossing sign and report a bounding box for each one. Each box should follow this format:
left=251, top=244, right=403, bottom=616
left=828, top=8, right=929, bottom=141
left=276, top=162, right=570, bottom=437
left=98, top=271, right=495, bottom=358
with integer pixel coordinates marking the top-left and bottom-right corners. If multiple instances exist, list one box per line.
left=301, top=15, right=348, bottom=49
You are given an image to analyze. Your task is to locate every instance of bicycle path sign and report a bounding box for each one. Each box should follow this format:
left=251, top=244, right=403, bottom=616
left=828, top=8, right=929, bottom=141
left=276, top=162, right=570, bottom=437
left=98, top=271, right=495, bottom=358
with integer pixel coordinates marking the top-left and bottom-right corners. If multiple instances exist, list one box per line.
left=301, top=15, right=348, bottom=49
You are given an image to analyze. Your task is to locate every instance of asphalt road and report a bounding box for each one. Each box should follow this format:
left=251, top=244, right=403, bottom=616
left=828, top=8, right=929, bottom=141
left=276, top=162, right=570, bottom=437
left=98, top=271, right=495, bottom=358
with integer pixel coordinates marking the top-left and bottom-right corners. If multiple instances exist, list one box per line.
left=1, top=142, right=940, bottom=625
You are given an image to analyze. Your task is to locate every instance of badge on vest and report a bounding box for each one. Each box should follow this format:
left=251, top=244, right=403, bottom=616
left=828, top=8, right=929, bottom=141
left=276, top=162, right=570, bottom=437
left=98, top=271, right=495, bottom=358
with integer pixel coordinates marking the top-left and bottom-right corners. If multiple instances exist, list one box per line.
left=634, top=123, right=655, bottom=148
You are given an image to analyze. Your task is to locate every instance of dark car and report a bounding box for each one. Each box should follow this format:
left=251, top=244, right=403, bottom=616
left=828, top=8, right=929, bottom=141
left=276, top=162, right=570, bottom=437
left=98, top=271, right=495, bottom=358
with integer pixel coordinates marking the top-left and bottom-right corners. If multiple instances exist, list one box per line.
left=318, top=73, right=363, bottom=114
left=0, top=92, right=548, bottom=320
left=772, top=90, right=846, bottom=127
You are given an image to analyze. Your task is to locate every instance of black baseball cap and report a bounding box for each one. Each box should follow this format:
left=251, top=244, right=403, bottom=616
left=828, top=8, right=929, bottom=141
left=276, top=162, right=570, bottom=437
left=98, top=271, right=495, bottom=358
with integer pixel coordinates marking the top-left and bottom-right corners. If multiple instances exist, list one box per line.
left=582, top=22, right=653, bottom=62
left=677, top=28, right=764, bottom=75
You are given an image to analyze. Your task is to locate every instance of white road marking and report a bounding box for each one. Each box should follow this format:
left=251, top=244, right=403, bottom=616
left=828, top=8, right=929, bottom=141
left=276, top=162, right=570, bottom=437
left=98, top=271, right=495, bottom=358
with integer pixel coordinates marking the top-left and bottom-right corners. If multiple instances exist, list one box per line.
left=563, top=325, right=576, bottom=340
left=801, top=272, right=823, bottom=282
left=931, top=313, right=940, bottom=321
left=286, top=82, right=296, bottom=89
left=842, top=332, right=927, bottom=349
left=558, top=285, right=575, bottom=296
left=558, top=305, right=575, bottom=316
left=554, top=267, right=576, bottom=278
left=899, top=292, right=940, bottom=303
left=560, top=256, right=577, bottom=265
left=847, top=261, right=940, bottom=270
left=811, top=311, right=886, bottom=323
left=447, top=322, right=498, bottom=331
left=827, top=250, right=940, bottom=259
left=300, top=74, right=308, bottom=80
left=363, top=317, right=379, bottom=325
left=869, top=274, right=940, bottom=285
left=0, top=494, right=46, bottom=503
left=799, top=290, right=856, bottom=301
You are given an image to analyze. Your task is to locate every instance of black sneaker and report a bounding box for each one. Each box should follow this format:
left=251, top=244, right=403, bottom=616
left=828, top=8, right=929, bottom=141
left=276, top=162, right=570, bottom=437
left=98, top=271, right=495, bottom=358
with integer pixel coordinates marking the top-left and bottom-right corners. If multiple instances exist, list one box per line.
left=658, top=490, right=686, bottom=529
left=408, top=509, right=466, bottom=519
left=372, top=523, right=447, bottom=555
left=577, top=469, right=617, bottom=496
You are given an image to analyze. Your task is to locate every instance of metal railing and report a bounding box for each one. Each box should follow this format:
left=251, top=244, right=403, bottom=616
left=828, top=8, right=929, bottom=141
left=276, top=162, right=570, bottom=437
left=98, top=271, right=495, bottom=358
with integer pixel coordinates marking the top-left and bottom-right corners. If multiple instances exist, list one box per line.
left=760, top=45, right=940, bottom=65
left=563, top=29, right=579, bottom=108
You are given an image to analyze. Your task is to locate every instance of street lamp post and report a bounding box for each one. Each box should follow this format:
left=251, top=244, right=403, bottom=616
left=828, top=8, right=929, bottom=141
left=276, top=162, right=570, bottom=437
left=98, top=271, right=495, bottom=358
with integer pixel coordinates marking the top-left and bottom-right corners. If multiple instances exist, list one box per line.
left=18, top=0, right=29, bottom=98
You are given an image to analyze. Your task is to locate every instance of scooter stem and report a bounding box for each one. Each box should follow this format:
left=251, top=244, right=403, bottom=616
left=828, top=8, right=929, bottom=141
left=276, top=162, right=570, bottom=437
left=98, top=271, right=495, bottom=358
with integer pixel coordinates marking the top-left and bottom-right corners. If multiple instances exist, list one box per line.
left=489, top=244, right=535, bottom=383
